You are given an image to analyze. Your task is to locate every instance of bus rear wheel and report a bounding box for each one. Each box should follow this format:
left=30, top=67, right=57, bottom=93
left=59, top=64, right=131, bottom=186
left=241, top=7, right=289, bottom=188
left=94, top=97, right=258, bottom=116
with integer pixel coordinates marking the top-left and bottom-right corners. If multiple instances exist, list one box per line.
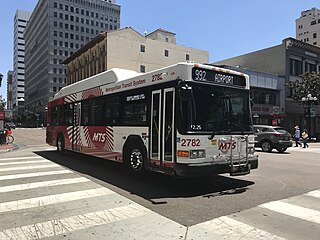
left=125, top=143, right=146, bottom=176
left=57, top=135, right=65, bottom=153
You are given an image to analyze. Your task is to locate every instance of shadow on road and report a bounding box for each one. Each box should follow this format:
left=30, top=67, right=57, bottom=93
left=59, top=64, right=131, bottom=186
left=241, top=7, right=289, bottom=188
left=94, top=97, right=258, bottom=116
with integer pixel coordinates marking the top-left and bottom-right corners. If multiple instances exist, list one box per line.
left=34, top=150, right=255, bottom=201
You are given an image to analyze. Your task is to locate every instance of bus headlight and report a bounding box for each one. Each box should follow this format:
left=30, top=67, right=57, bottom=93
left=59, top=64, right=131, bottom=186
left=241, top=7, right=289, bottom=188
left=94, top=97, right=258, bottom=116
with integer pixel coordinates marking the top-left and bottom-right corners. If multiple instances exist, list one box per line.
left=190, top=149, right=206, bottom=159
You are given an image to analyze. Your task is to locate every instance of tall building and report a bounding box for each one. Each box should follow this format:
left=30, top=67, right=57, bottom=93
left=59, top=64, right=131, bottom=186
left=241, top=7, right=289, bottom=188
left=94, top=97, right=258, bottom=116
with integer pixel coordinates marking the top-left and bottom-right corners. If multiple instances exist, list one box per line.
left=296, top=7, right=320, bottom=46
left=64, top=27, right=209, bottom=84
left=24, top=0, right=120, bottom=117
left=6, top=71, right=13, bottom=111
left=13, top=10, right=31, bottom=118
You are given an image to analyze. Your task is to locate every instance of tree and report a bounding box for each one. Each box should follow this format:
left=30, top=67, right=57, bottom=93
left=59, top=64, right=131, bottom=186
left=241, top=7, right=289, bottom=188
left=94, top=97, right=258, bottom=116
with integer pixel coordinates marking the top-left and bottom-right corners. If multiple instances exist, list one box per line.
left=285, top=72, right=320, bottom=103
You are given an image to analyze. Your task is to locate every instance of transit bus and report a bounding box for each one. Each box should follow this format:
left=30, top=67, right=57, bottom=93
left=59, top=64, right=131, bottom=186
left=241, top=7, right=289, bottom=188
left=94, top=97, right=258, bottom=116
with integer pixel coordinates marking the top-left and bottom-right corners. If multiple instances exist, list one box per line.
left=46, top=62, right=258, bottom=177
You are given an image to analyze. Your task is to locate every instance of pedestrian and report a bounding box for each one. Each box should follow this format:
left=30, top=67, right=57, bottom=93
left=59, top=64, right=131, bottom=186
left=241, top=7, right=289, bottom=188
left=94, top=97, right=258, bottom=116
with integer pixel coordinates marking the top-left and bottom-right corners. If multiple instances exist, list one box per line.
left=302, top=129, right=309, bottom=148
left=294, top=125, right=302, bottom=147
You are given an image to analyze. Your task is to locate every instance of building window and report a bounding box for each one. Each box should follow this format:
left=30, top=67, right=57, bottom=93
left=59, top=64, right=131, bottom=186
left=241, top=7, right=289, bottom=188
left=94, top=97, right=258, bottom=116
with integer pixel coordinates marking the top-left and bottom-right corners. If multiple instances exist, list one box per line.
left=186, top=54, right=190, bottom=61
left=313, top=33, right=317, bottom=38
left=289, top=58, right=302, bottom=76
left=140, top=45, right=145, bottom=52
left=140, top=65, right=145, bottom=73
left=164, top=50, right=169, bottom=57
left=311, top=20, right=316, bottom=25
left=165, top=37, right=169, bottom=42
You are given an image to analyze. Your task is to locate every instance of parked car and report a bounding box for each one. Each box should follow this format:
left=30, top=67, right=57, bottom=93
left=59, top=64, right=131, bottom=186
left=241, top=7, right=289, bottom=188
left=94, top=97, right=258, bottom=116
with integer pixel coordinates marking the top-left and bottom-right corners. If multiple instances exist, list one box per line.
left=253, top=125, right=292, bottom=153
left=5, top=122, right=16, bottom=129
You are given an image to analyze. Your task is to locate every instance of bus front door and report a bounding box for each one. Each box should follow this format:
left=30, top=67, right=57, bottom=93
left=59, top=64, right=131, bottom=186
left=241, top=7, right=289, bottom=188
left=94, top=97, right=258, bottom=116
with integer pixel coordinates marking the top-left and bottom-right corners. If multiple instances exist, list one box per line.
left=150, top=88, right=175, bottom=171
left=72, top=102, right=81, bottom=151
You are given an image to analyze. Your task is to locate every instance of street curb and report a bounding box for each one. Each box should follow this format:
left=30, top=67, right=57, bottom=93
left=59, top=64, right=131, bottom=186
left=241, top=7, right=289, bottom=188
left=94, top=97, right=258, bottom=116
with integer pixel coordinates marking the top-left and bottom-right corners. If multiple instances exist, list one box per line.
left=0, top=144, right=19, bottom=154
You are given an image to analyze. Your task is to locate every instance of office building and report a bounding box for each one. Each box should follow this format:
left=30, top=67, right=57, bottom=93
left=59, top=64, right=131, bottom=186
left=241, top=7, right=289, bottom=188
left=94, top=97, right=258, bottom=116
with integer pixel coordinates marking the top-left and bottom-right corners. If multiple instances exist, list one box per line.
left=214, top=37, right=320, bottom=136
left=24, top=0, right=120, bottom=117
left=296, top=7, right=320, bottom=47
left=64, top=27, right=209, bottom=84
left=13, top=10, right=31, bottom=118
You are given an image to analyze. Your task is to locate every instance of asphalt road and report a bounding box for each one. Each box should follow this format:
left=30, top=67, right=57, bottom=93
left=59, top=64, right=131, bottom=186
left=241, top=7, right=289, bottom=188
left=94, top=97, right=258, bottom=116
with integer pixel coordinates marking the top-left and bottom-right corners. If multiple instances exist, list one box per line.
left=6, top=128, right=320, bottom=227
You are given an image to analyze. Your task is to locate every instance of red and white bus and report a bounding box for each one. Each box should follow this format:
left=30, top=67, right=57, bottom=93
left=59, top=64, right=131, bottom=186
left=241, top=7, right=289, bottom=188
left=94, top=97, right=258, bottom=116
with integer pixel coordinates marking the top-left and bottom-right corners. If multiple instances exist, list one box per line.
left=46, top=62, right=258, bottom=177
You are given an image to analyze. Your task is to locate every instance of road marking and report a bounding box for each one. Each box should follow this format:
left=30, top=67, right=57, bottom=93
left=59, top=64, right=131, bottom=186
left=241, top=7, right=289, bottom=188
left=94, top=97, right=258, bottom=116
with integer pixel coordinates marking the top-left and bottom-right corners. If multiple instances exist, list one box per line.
left=0, top=164, right=61, bottom=172
left=0, top=187, right=114, bottom=213
left=0, top=160, right=51, bottom=166
left=0, top=170, right=72, bottom=181
left=194, top=216, right=286, bottom=240
left=0, top=177, right=90, bottom=193
left=305, top=190, right=320, bottom=198
left=0, top=203, right=151, bottom=240
left=260, top=201, right=320, bottom=224
left=0, top=156, right=44, bottom=161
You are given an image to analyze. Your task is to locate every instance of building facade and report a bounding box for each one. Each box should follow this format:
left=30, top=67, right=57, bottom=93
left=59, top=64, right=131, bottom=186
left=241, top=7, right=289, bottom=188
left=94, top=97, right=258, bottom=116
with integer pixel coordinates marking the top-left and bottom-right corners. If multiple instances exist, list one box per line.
left=214, top=37, right=320, bottom=137
left=24, top=0, right=120, bottom=118
left=63, top=27, right=209, bottom=84
left=6, top=71, right=13, bottom=111
left=13, top=10, right=31, bottom=118
left=296, top=7, right=320, bottom=47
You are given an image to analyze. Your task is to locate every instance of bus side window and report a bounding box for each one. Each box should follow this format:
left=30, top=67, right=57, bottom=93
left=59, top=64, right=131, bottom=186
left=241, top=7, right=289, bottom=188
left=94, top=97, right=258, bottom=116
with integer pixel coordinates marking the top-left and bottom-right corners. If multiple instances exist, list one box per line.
left=51, top=107, right=59, bottom=126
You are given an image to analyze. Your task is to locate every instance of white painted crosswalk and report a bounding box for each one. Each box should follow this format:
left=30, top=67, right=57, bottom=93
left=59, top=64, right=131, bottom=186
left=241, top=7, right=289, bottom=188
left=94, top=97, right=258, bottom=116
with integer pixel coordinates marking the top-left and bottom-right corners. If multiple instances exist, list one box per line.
left=0, top=154, right=320, bottom=239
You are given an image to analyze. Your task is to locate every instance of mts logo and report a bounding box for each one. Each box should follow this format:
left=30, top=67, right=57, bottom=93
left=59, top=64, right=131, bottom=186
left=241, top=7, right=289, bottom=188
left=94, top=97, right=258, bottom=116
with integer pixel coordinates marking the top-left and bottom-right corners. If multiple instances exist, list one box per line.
left=92, top=133, right=108, bottom=142
left=218, top=140, right=236, bottom=154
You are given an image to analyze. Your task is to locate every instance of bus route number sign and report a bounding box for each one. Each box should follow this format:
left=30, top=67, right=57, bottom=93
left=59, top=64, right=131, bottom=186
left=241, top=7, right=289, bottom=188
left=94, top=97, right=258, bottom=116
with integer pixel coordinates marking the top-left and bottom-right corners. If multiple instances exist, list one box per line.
left=192, top=67, right=245, bottom=87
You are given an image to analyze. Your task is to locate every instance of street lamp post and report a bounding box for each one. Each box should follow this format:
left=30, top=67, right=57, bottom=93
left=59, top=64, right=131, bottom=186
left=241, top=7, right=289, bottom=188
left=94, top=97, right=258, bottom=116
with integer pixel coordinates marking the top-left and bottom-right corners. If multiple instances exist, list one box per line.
left=302, top=94, right=317, bottom=134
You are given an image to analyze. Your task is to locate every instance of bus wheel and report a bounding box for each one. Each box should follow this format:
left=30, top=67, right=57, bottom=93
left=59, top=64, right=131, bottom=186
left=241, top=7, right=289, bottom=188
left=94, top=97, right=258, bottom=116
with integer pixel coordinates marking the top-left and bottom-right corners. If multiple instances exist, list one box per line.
left=57, top=135, right=65, bottom=153
left=125, top=144, right=146, bottom=176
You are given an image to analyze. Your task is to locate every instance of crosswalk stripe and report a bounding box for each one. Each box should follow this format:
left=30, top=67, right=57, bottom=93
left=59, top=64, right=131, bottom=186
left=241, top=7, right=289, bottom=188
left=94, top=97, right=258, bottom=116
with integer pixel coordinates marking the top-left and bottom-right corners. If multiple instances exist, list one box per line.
left=0, top=187, right=114, bottom=213
left=260, top=201, right=320, bottom=224
left=0, top=203, right=151, bottom=240
left=0, top=177, right=90, bottom=193
left=305, top=190, right=320, bottom=199
left=0, top=164, right=61, bottom=172
left=194, top=216, right=286, bottom=240
left=0, top=160, right=51, bottom=166
left=0, top=170, right=72, bottom=181
left=0, top=156, right=44, bottom=161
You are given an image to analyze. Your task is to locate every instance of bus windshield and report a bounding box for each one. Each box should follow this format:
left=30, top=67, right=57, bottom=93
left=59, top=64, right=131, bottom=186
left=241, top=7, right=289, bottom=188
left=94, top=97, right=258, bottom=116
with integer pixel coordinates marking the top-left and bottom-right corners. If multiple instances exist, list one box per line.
left=179, top=83, right=253, bottom=134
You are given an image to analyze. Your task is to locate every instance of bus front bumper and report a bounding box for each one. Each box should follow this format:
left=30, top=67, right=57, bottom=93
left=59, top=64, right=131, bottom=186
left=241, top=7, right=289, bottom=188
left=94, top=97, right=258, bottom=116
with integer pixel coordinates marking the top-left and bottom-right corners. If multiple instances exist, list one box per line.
left=175, top=157, right=258, bottom=177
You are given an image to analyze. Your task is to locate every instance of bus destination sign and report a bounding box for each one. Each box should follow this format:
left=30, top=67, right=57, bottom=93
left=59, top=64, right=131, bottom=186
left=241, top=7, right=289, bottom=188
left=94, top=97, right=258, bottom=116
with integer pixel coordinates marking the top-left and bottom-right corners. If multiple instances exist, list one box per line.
left=192, top=67, right=246, bottom=87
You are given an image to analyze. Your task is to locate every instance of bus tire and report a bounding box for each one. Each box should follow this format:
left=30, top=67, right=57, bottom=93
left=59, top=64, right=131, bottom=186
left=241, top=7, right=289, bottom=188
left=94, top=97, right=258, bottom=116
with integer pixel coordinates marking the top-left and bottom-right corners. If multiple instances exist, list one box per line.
left=124, top=143, right=146, bottom=176
left=57, top=134, right=65, bottom=153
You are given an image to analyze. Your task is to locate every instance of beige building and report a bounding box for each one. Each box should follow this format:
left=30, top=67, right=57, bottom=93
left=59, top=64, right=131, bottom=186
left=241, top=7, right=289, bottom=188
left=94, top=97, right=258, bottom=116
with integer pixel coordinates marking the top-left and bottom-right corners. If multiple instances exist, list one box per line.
left=296, top=7, right=320, bottom=46
left=63, top=27, right=209, bottom=84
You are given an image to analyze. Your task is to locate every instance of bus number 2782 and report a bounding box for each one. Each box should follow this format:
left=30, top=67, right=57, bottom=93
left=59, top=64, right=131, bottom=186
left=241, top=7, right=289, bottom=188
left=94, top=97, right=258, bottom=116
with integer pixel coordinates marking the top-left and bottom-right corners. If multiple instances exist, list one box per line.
left=181, top=139, right=201, bottom=147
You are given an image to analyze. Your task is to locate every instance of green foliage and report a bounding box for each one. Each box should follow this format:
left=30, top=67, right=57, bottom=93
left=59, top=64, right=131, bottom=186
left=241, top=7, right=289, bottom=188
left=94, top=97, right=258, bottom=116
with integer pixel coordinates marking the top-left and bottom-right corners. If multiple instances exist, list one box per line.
left=285, top=72, right=320, bottom=103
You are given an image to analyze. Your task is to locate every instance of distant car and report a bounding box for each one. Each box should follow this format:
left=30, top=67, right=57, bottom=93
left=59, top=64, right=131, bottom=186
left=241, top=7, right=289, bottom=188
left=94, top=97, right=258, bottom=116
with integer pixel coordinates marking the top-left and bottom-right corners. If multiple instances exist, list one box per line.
left=5, top=122, right=16, bottom=129
left=253, top=125, right=292, bottom=153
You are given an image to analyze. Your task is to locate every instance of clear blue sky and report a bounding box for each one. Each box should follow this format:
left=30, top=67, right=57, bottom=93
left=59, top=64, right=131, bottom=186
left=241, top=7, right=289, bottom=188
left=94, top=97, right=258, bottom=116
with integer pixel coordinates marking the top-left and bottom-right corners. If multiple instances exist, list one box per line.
left=1, top=0, right=319, bottom=101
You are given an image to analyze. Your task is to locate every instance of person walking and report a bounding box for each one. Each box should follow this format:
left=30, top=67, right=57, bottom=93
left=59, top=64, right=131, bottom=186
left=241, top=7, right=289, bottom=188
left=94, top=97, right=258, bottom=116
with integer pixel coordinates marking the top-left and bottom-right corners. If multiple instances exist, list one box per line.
left=302, top=129, right=309, bottom=148
left=294, top=125, right=302, bottom=147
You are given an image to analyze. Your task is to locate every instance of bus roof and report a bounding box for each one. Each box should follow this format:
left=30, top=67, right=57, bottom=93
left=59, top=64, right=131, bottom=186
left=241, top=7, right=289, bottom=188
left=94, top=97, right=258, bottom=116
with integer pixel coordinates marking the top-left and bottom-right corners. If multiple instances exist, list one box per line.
left=51, top=62, right=249, bottom=102
left=53, top=68, right=141, bottom=100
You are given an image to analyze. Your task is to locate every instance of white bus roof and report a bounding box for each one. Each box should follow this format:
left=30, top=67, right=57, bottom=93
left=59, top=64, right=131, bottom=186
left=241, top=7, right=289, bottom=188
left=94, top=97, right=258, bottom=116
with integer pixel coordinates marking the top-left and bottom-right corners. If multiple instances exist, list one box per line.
left=52, top=62, right=249, bottom=101
left=54, top=68, right=141, bottom=100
